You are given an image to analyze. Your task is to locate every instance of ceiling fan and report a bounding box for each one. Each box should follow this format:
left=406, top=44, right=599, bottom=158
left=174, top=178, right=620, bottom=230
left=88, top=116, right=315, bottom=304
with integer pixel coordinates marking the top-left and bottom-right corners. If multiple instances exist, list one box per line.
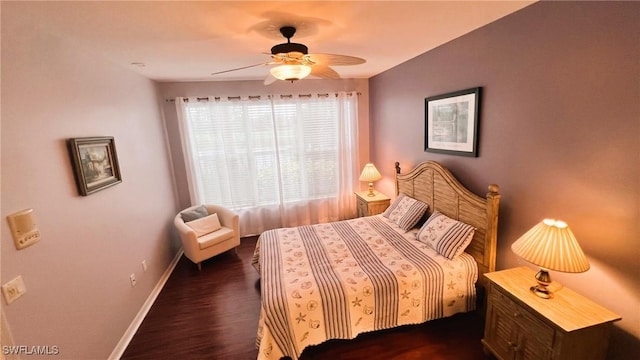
left=211, top=26, right=366, bottom=84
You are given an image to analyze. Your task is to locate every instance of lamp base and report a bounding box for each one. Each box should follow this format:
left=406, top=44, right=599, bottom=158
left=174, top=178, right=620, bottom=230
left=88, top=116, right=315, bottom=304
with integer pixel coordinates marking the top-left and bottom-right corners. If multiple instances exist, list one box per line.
left=530, top=269, right=554, bottom=299
left=367, top=182, right=376, bottom=197
left=530, top=284, right=554, bottom=299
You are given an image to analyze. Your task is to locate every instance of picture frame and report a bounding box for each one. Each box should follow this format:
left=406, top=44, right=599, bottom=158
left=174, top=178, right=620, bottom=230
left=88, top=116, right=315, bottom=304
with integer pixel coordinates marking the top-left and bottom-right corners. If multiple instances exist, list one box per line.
left=67, top=136, right=122, bottom=196
left=424, top=87, right=481, bottom=157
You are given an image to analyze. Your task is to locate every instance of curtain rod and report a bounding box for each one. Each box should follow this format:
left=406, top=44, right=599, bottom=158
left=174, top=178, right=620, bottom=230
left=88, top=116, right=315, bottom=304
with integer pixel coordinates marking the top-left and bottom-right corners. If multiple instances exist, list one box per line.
left=164, top=92, right=360, bottom=102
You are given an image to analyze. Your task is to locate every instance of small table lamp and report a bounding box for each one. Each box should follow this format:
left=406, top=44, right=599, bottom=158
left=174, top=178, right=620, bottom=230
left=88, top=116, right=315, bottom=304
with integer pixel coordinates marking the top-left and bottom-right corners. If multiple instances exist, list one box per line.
left=511, top=219, right=590, bottom=299
left=359, top=163, right=382, bottom=197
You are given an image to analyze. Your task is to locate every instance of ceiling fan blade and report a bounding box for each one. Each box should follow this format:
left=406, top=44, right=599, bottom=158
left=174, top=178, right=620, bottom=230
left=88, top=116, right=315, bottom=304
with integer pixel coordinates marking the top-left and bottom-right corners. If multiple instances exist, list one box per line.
left=307, top=54, right=366, bottom=66
left=264, top=73, right=278, bottom=85
left=211, top=62, right=270, bottom=76
left=310, top=65, right=340, bottom=80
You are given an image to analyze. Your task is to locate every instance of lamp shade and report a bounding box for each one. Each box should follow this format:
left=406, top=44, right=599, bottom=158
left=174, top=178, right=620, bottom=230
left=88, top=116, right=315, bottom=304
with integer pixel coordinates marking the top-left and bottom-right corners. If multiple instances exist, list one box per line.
left=359, top=163, right=382, bottom=182
left=511, top=219, right=590, bottom=273
left=270, top=65, right=312, bottom=81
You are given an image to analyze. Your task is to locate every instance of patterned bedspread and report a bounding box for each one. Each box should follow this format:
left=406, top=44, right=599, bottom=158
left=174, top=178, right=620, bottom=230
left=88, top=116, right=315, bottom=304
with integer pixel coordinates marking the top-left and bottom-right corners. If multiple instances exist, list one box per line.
left=251, top=215, right=478, bottom=360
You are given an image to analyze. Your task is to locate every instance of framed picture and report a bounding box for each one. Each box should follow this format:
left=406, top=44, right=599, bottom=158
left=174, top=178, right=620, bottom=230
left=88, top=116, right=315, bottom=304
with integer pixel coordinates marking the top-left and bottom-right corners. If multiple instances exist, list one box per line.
left=425, top=87, right=481, bottom=157
left=67, top=136, right=122, bottom=196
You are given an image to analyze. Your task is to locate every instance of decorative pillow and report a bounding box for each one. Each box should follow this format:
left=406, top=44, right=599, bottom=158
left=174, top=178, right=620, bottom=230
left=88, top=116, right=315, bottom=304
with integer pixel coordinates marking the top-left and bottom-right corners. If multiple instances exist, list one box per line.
left=416, top=211, right=476, bottom=260
left=185, top=213, right=222, bottom=237
left=382, top=193, right=429, bottom=231
left=180, top=205, right=208, bottom=222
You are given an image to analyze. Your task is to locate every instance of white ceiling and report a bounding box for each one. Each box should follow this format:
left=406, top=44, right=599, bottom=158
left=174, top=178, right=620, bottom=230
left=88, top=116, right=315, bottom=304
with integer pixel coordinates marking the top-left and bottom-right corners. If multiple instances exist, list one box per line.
left=12, top=1, right=535, bottom=82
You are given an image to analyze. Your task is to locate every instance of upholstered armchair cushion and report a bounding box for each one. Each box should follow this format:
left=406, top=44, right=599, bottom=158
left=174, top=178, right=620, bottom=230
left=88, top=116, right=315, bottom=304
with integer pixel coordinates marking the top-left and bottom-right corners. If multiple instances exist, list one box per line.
left=186, top=213, right=222, bottom=237
left=197, top=227, right=235, bottom=250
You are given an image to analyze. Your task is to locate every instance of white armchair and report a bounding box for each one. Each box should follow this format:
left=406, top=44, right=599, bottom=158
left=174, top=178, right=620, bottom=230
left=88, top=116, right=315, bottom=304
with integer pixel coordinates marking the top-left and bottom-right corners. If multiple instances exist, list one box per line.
left=174, top=204, right=240, bottom=271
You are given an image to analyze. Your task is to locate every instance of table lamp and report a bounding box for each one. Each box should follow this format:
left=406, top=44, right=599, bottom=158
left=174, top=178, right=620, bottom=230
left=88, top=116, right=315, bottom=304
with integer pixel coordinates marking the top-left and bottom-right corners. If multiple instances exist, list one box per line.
left=359, top=163, right=382, bottom=197
left=511, top=219, right=590, bottom=299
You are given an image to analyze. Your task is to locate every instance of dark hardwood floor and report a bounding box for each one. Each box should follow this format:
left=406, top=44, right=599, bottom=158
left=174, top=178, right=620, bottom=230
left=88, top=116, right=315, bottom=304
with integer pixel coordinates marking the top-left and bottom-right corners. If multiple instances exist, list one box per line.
left=122, top=236, right=492, bottom=360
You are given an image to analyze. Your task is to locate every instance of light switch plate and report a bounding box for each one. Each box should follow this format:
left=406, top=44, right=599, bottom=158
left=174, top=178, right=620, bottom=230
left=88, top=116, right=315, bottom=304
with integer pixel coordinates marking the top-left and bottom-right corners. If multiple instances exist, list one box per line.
left=2, top=276, right=26, bottom=305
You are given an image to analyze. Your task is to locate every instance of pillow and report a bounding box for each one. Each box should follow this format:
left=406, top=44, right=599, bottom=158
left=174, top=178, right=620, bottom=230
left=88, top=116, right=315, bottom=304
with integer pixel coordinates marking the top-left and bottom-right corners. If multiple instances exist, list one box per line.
left=382, top=193, right=429, bottom=231
left=180, top=205, right=208, bottom=222
left=185, top=213, right=222, bottom=237
left=416, top=211, right=476, bottom=260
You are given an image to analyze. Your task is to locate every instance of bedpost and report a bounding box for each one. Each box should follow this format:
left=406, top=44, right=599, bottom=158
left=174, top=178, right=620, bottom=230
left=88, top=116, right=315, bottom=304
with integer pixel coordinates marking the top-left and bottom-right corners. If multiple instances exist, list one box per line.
left=394, top=162, right=401, bottom=196
left=485, top=184, right=501, bottom=273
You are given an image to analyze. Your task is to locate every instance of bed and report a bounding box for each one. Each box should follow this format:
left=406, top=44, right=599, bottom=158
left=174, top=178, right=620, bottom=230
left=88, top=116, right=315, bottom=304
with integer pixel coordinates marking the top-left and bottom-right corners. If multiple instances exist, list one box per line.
left=251, top=161, right=500, bottom=360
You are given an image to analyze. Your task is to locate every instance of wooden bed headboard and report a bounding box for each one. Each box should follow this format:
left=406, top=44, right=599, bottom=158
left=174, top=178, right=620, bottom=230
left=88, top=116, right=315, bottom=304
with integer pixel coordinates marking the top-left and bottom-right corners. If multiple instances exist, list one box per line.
left=394, top=161, right=500, bottom=289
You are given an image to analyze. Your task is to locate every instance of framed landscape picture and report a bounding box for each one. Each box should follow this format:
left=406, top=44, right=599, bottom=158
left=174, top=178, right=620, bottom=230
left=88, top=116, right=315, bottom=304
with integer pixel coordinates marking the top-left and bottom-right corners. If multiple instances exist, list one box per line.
left=425, top=87, right=481, bottom=157
left=68, top=136, right=122, bottom=196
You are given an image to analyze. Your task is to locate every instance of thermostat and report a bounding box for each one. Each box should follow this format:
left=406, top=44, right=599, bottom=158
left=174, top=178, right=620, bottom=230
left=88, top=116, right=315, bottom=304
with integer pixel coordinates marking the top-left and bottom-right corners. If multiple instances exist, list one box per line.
left=7, top=208, right=41, bottom=250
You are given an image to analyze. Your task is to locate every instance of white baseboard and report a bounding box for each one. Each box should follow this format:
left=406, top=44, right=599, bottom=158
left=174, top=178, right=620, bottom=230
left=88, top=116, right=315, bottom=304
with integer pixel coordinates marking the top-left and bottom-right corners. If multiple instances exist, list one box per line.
left=108, top=249, right=183, bottom=360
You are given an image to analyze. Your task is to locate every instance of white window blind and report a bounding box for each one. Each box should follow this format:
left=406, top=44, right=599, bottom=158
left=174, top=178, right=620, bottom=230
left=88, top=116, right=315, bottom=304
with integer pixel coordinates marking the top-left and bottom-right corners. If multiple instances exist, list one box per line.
left=176, top=92, right=359, bottom=235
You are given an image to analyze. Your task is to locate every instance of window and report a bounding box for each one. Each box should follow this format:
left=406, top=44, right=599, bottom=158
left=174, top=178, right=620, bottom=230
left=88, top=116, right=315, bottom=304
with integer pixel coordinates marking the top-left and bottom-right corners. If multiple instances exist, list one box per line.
left=176, top=92, right=359, bottom=235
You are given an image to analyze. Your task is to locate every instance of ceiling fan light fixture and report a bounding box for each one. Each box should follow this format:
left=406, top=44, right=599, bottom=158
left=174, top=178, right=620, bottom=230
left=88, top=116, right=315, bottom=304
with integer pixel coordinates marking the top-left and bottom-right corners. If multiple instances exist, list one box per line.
left=270, top=64, right=312, bottom=82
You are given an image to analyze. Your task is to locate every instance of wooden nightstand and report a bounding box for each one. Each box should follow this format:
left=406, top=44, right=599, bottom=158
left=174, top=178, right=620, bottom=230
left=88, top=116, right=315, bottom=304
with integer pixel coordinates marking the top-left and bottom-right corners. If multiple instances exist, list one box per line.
left=354, top=191, right=390, bottom=217
left=482, top=267, right=621, bottom=360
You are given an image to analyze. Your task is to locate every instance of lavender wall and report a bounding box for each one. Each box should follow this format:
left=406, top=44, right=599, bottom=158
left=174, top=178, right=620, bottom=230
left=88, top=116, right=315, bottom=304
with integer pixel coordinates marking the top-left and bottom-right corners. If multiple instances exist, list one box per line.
left=370, top=1, right=639, bottom=357
left=1, top=4, right=179, bottom=358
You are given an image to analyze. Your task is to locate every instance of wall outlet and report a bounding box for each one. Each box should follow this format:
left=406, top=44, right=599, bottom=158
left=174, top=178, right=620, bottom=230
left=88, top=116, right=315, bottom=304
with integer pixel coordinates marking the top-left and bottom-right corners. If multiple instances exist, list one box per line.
left=129, top=273, right=136, bottom=287
left=2, top=275, right=26, bottom=305
left=141, top=260, right=148, bottom=273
